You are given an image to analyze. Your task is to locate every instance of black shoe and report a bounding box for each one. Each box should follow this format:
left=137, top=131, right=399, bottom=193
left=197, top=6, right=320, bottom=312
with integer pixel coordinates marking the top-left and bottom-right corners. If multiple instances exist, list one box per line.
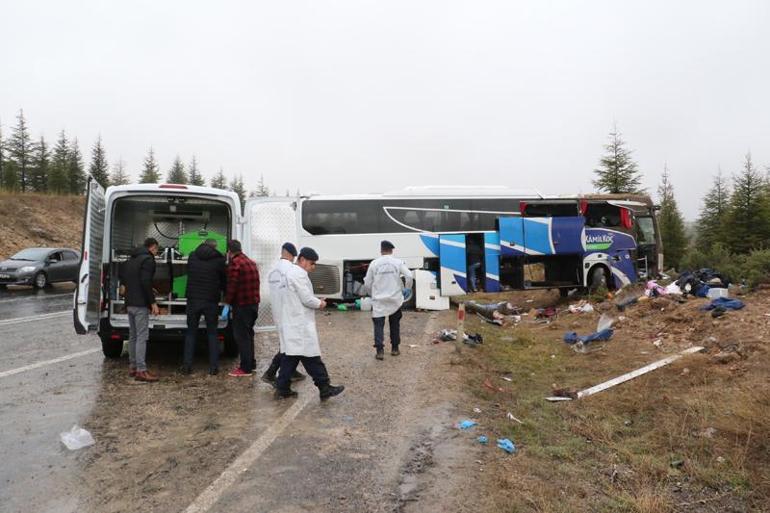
left=291, top=370, right=307, bottom=382
left=261, top=371, right=277, bottom=385
left=209, top=368, right=219, bottom=376
left=319, top=384, right=345, bottom=401
left=391, top=348, right=400, bottom=356
left=376, top=349, right=384, bottom=360
left=178, top=365, right=192, bottom=375
left=275, top=388, right=298, bottom=399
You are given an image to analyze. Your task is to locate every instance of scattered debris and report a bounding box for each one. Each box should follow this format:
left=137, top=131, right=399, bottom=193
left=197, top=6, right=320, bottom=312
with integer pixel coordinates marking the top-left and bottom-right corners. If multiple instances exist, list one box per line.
left=59, top=425, right=95, bottom=450
left=477, top=435, right=488, bottom=444
left=408, top=344, right=418, bottom=348
left=496, top=438, right=517, bottom=454
left=483, top=378, right=504, bottom=393
left=701, top=298, right=745, bottom=312
left=457, top=420, right=478, bottom=430
left=473, top=407, right=482, bottom=413
left=707, top=287, right=729, bottom=300
left=563, top=328, right=614, bottom=346
left=506, top=412, right=524, bottom=424
left=436, top=329, right=483, bottom=346
left=568, top=300, right=595, bottom=313
left=550, top=386, right=578, bottom=399
left=501, top=376, right=513, bottom=382
left=596, top=313, right=615, bottom=332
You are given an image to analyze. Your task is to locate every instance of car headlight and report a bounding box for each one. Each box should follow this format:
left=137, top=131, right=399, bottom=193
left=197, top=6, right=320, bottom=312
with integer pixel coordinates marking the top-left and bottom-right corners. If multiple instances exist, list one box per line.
left=19, top=266, right=37, bottom=273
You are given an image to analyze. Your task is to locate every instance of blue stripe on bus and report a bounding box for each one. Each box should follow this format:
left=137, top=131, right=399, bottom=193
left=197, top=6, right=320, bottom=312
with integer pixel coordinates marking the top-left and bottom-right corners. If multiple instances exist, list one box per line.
left=484, top=232, right=501, bottom=292
left=420, top=233, right=440, bottom=257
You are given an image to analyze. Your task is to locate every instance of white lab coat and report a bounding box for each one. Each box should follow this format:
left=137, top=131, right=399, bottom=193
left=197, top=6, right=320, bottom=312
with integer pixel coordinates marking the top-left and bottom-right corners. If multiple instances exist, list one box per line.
left=281, top=264, right=323, bottom=357
left=267, top=258, right=294, bottom=353
left=364, top=255, right=414, bottom=318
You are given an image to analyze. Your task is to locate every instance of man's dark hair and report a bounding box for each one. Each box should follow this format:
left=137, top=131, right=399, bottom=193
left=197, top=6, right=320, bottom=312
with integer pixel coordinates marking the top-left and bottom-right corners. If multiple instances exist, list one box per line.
left=204, top=238, right=218, bottom=248
left=227, top=239, right=242, bottom=253
left=144, top=237, right=159, bottom=248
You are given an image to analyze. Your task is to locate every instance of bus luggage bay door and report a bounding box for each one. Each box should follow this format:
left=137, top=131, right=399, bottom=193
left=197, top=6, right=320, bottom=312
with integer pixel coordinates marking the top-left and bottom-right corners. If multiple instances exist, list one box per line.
left=438, top=234, right=468, bottom=296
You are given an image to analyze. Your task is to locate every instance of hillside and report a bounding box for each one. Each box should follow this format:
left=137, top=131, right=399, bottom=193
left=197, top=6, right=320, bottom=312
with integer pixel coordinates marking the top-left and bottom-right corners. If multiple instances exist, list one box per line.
left=0, top=193, right=85, bottom=260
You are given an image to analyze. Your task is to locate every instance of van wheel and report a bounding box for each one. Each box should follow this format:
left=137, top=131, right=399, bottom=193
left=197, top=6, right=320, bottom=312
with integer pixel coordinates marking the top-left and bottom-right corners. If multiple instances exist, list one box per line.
left=34, top=272, right=48, bottom=289
left=223, top=327, right=238, bottom=357
left=588, top=266, right=609, bottom=292
left=100, top=334, right=124, bottom=359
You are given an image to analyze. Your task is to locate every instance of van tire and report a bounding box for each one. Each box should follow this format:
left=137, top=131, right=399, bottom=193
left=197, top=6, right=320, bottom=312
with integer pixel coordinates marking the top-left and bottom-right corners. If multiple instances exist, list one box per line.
left=100, top=335, right=124, bottom=359
left=223, top=327, right=238, bottom=357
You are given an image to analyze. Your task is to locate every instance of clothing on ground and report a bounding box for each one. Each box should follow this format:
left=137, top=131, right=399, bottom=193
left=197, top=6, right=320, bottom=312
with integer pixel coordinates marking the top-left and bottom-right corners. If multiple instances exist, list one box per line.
left=563, top=328, right=614, bottom=345
left=701, top=298, right=745, bottom=311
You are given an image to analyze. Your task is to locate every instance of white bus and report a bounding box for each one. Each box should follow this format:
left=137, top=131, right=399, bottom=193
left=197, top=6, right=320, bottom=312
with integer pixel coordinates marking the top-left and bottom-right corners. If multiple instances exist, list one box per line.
left=244, top=186, right=543, bottom=316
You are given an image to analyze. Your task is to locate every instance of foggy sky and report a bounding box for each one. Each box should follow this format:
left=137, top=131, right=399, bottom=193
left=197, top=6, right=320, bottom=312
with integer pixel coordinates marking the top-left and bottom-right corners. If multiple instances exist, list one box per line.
left=2, top=0, right=769, bottom=219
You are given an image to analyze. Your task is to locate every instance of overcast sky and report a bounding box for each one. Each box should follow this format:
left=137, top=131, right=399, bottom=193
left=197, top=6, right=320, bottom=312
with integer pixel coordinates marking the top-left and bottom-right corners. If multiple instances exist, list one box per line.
left=2, top=0, right=768, bottom=219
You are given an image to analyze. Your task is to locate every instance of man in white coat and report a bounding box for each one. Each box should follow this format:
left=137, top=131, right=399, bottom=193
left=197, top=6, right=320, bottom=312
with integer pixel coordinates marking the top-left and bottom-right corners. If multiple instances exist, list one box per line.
left=274, top=247, right=345, bottom=400
left=261, top=242, right=306, bottom=384
left=364, top=240, right=414, bottom=360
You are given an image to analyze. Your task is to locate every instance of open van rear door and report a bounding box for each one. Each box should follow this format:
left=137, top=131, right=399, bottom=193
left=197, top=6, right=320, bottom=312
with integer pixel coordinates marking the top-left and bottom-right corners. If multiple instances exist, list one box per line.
left=74, top=178, right=105, bottom=334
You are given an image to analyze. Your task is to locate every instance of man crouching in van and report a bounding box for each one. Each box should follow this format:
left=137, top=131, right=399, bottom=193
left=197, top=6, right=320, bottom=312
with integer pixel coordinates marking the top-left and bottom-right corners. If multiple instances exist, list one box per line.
left=121, top=237, right=160, bottom=382
left=274, top=247, right=344, bottom=401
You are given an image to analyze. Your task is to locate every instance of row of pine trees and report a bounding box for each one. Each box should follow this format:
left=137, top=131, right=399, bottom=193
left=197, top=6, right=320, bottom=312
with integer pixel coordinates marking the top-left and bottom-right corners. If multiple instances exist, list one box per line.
left=0, top=110, right=271, bottom=206
left=592, top=128, right=770, bottom=272
left=3, top=109, right=768, bottom=274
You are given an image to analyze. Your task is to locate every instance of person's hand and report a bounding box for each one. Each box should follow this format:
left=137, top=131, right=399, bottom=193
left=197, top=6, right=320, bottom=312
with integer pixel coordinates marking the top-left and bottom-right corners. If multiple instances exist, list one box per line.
left=151, top=304, right=160, bottom=316
left=318, top=299, right=327, bottom=309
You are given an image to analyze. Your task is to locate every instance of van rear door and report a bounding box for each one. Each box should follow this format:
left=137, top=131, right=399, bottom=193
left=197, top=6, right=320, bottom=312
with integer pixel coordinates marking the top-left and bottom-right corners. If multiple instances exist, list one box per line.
left=74, top=178, right=105, bottom=334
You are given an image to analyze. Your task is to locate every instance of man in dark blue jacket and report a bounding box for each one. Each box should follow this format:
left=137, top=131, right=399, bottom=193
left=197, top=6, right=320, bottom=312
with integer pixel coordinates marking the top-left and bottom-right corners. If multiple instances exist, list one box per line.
left=121, top=237, right=160, bottom=382
left=181, top=239, right=226, bottom=375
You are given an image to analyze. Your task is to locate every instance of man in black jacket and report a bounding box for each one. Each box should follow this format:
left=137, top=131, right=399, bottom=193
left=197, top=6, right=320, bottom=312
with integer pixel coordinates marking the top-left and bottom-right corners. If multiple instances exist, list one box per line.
left=122, top=237, right=160, bottom=382
left=181, top=239, right=227, bottom=375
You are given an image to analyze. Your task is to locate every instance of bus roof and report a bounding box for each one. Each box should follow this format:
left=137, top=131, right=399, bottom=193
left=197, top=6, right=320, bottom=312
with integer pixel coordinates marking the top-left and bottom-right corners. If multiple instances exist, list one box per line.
left=303, top=186, right=544, bottom=201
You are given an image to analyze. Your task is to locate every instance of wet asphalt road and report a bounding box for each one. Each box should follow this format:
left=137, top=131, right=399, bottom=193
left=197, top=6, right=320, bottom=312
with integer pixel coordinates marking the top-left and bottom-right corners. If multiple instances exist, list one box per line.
left=0, top=290, right=474, bottom=513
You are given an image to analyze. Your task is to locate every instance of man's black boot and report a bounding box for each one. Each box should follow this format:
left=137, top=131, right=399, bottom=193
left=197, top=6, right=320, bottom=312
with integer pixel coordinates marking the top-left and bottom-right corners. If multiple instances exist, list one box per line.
left=274, top=388, right=298, bottom=399
left=319, top=384, right=345, bottom=401
left=375, top=348, right=384, bottom=360
left=391, top=347, right=400, bottom=356
left=291, top=370, right=307, bottom=382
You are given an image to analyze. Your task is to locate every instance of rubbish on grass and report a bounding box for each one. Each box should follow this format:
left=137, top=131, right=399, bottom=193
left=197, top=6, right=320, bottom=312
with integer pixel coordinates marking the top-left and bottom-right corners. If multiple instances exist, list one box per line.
left=536, top=307, right=558, bottom=320
left=457, top=420, right=478, bottom=430
left=701, top=298, right=745, bottom=311
left=501, top=376, right=513, bottom=382
left=563, top=328, right=614, bottom=345
left=408, top=344, right=418, bottom=348
left=568, top=300, right=594, bottom=314
left=665, top=282, right=683, bottom=295
left=473, top=407, right=482, bottom=413
left=574, top=346, right=704, bottom=399
left=545, top=396, right=573, bottom=402
left=496, top=438, right=517, bottom=454
left=477, top=435, right=489, bottom=444
left=437, top=329, right=483, bottom=345
left=337, top=303, right=348, bottom=311
left=507, top=412, right=524, bottom=424
left=483, top=378, right=504, bottom=392
left=59, top=425, right=95, bottom=450
left=596, top=313, right=615, bottom=332
left=711, top=307, right=727, bottom=318
left=615, top=295, right=640, bottom=311
left=707, top=288, right=729, bottom=300
left=645, top=280, right=668, bottom=297
left=466, top=300, right=522, bottom=318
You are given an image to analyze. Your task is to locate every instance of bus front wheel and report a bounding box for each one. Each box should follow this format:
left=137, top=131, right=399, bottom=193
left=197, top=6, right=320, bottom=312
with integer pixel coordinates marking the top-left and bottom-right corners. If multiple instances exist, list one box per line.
left=588, top=266, right=610, bottom=292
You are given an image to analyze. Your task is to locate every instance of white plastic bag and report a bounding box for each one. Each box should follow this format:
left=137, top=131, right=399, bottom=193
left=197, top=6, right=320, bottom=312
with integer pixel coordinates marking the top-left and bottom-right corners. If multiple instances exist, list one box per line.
left=59, top=425, right=95, bottom=450
left=596, top=313, right=615, bottom=332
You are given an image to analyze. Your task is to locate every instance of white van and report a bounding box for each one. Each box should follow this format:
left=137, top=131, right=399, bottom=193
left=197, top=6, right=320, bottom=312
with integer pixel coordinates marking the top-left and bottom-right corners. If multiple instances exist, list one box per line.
left=73, top=179, right=245, bottom=358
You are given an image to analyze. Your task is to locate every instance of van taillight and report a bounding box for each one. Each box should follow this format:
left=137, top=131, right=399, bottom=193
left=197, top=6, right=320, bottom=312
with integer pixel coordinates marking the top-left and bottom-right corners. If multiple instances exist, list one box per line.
left=110, top=333, right=122, bottom=340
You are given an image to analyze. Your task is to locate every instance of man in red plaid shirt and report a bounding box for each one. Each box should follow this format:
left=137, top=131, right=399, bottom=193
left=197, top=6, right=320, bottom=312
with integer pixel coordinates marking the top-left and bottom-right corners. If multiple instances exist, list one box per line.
left=225, top=240, right=260, bottom=377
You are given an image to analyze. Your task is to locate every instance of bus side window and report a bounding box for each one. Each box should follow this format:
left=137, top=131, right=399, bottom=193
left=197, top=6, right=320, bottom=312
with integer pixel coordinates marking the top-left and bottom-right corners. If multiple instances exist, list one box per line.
left=585, top=204, right=622, bottom=228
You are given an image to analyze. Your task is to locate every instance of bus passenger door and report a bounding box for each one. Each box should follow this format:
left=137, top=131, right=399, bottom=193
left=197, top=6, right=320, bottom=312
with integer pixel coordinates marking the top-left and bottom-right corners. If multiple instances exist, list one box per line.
left=439, top=234, right=467, bottom=296
left=484, top=233, right=501, bottom=292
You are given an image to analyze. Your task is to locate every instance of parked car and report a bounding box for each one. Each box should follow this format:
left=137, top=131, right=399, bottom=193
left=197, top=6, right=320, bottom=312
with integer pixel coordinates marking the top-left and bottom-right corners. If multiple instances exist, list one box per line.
left=0, top=247, right=80, bottom=288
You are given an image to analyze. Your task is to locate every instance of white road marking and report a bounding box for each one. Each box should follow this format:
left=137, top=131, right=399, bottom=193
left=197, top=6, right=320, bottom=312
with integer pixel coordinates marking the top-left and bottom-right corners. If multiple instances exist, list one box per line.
left=0, top=348, right=100, bottom=379
left=183, top=393, right=314, bottom=513
left=0, top=310, right=69, bottom=327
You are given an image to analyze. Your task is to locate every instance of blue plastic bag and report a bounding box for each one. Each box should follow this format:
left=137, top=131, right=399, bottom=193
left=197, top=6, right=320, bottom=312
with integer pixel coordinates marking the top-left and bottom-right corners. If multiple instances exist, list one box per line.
left=497, top=438, right=517, bottom=454
left=220, top=304, right=230, bottom=321
left=457, top=420, right=478, bottom=430
left=477, top=435, right=488, bottom=444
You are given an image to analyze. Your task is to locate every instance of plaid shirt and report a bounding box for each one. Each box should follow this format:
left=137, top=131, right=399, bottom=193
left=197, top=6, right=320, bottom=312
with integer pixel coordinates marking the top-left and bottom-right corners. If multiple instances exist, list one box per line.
left=225, top=252, right=260, bottom=306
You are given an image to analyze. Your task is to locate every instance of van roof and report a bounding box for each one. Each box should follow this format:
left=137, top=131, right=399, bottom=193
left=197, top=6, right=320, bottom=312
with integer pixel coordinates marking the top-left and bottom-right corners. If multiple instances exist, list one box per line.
left=105, top=183, right=240, bottom=202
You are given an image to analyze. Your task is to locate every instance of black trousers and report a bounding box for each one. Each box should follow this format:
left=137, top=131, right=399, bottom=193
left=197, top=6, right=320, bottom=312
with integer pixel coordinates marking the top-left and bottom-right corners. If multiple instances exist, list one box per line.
left=232, top=304, right=258, bottom=373
left=266, top=351, right=283, bottom=375
left=276, top=354, right=329, bottom=392
left=372, top=307, right=402, bottom=350
left=183, top=300, right=219, bottom=370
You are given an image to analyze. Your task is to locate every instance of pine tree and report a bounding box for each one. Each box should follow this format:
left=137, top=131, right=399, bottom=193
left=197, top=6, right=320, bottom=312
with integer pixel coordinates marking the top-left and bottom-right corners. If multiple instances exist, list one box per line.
left=48, top=131, right=70, bottom=194
left=657, top=165, right=688, bottom=270
left=593, top=125, right=644, bottom=194
left=67, top=138, right=86, bottom=194
left=254, top=173, right=270, bottom=197
left=230, top=174, right=246, bottom=210
left=29, top=136, right=50, bottom=192
left=110, top=158, right=131, bottom=186
left=8, top=109, right=34, bottom=192
left=88, top=136, right=110, bottom=188
left=167, top=155, right=188, bottom=184
left=188, top=155, right=205, bottom=186
left=724, top=153, right=770, bottom=254
left=139, top=148, right=161, bottom=183
left=210, top=167, right=227, bottom=189
left=695, top=170, right=730, bottom=251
